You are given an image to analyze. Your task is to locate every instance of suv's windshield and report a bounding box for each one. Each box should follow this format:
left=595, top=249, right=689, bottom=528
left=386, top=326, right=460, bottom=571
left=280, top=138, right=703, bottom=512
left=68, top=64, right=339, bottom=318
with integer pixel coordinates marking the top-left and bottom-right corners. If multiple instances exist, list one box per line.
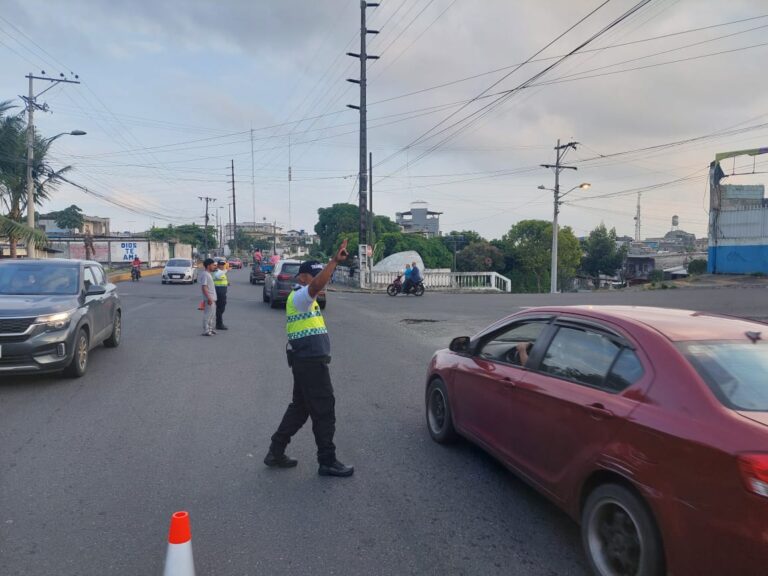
left=166, top=259, right=191, bottom=267
left=0, top=264, right=80, bottom=296
left=679, top=340, right=768, bottom=411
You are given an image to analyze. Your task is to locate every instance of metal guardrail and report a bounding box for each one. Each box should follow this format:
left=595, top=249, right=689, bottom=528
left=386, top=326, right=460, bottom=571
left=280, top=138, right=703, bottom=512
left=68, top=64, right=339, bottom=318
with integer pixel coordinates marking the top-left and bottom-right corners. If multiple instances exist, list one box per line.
left=333, top=267, right=511, bottom=292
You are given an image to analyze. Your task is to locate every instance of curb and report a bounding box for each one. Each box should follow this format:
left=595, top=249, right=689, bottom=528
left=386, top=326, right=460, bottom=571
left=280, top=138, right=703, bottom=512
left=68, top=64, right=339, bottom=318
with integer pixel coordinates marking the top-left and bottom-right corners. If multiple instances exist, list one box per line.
left=109, top=268, right=164, bottom=283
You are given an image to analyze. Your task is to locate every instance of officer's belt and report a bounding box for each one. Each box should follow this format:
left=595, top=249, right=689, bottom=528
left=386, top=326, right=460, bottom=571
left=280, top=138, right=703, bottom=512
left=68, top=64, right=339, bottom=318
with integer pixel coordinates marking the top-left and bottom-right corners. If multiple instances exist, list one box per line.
left=292, top=355, right=331, bottom=365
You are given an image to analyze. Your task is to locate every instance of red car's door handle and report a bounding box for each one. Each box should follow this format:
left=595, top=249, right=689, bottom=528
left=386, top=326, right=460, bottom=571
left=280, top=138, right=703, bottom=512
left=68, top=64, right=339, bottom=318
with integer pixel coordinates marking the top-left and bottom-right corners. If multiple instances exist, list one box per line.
left=585, top=403, right=613, bottom=420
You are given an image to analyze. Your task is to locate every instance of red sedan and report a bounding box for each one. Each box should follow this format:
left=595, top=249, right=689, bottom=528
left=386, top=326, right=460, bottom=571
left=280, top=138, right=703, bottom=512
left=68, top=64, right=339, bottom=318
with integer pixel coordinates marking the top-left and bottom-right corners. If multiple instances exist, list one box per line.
left=425, top=306, right=768, bottom=576
left=228, top=258, right=243, bottom=270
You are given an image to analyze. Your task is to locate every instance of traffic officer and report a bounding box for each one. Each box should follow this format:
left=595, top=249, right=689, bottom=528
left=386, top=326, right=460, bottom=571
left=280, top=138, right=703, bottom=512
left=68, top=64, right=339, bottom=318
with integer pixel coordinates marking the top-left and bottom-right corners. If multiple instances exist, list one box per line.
left=213, top=258, right=229, bottom=330
left=264, top=239, right=354, bottom=477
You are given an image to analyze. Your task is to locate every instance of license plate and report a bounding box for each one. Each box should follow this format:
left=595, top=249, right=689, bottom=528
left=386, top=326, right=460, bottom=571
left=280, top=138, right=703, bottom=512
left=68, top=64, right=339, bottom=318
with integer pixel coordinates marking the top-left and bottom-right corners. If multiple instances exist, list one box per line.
left=172, top=275, right=182, bottom=279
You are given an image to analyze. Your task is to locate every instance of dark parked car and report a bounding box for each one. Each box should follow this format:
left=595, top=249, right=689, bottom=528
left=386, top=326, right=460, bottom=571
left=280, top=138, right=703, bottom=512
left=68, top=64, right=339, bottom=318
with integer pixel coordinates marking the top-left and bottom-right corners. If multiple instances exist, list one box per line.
left=0, top=259, right=122, bottom=377
left=426, top=306, right=768, bottom=576
left=249, top=262, right=266, bottom=285
left=263, top=260, right=325, bottom=309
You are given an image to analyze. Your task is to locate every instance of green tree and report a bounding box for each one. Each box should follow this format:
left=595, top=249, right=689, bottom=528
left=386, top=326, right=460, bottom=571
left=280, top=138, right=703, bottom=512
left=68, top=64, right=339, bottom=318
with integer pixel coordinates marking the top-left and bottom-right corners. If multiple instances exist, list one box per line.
left=50, top=204, right=85, bottom=232
left=227, top=228, right=252, bottom=253
left=496, top=220, right=580, bottom=293
left=149, top=223, right=216, bottom=249
left=442, top=229, right=484, bottom=249
left=581, top=224, right=626, bottom=286
left=315, top=203, right=358, bottom=254
left=376, top=232, right=452, bottom=268
left=455, top=240, right=504, bottom=272
left=0, top=100, right=68, bottom=255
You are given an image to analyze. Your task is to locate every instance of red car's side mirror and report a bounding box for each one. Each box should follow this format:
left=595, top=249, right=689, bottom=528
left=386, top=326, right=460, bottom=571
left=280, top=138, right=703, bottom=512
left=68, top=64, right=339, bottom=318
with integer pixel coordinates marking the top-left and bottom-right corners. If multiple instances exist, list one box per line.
left=449, top=336, right=471, bottom=354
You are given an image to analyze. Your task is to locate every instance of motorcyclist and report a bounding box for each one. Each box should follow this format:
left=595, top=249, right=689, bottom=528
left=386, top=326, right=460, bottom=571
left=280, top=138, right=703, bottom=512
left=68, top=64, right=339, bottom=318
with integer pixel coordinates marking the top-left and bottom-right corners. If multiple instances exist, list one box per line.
left=131, top=256, right=141, bottom=280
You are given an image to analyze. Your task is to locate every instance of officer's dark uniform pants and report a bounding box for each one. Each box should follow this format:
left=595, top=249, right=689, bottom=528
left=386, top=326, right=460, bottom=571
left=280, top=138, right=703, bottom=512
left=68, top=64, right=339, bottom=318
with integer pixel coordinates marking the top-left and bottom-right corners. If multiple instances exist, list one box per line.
left=270, top=359, right=336, bottom=465
left=215, top=286, right=227, bottom=327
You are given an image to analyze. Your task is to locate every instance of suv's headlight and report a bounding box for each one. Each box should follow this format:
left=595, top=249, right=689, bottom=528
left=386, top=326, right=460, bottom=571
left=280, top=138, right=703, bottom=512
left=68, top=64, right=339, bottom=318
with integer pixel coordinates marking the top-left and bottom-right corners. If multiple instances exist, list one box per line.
left=35, top=310, right=74, bottom=331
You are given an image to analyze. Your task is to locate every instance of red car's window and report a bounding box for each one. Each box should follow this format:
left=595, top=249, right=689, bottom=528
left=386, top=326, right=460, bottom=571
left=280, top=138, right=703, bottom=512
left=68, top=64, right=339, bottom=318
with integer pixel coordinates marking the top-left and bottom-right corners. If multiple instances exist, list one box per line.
left=605, top=348, right=644, bottom=392
left=540, top=326, right=627, bottom=390
left=679, top=341, right=768, bottom=411
left=478, top=321, right=548, bottom=365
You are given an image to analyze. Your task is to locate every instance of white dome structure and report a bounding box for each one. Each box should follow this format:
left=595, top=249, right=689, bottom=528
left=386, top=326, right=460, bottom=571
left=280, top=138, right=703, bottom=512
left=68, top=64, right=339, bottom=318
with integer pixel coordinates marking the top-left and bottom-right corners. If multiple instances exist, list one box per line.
left=372, top=251, right=424, bottom=273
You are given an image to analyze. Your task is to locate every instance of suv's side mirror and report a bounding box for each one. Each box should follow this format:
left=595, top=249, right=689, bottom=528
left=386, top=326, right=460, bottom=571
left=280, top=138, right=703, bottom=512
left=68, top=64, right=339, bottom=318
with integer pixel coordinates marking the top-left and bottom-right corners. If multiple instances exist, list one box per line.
left=86, top=284, right=107, bottom=296
left=449, top=336, right=471, bottom=354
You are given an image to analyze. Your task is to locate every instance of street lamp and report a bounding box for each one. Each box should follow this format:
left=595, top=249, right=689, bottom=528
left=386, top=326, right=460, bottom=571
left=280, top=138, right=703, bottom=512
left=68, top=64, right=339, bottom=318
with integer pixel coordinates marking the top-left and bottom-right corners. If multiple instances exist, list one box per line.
left=27, top=129, right=86, bottom=258
left=539, top=182, right=591, bottom=293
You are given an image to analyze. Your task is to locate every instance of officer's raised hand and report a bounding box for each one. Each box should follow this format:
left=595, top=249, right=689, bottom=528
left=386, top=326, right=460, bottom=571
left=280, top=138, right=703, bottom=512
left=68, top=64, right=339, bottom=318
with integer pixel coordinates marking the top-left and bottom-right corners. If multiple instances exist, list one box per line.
left=308, top=238, right=349, bottom=298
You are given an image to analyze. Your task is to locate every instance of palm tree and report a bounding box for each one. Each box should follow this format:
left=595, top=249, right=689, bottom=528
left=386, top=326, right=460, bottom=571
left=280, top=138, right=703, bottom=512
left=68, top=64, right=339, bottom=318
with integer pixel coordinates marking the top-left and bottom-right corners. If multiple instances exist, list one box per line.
left=0, top=100, right=70, bottom=256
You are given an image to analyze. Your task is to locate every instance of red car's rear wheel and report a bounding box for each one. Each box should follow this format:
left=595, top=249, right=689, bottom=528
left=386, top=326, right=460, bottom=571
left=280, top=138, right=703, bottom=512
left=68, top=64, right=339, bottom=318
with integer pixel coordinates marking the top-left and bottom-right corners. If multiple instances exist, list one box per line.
left=582, top=484, right=664, bottom=576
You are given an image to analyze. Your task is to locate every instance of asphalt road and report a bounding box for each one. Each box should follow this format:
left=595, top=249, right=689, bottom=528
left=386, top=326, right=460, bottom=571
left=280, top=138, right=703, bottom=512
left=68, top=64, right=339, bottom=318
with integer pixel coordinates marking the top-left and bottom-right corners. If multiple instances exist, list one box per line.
left=2, top=273, right=767, bottom=575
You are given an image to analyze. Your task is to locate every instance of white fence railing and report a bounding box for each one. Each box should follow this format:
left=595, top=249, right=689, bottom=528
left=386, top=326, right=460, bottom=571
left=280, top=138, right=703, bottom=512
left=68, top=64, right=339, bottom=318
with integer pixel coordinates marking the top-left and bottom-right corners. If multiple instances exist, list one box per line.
left=332, top=267, right=511, bottom=292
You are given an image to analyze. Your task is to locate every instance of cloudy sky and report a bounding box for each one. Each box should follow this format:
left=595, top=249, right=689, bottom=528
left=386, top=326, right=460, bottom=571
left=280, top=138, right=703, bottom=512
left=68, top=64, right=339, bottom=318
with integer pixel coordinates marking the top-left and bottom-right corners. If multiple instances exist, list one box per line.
left=2, top=0, right=767, bottom=240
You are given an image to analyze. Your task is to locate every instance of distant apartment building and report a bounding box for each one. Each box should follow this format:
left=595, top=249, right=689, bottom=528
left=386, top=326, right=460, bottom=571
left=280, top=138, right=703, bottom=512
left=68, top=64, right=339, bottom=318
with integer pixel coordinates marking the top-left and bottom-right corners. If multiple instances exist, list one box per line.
left=226, top=221, right=283, bottom=243
left=396, top=201, right=442, bottom=237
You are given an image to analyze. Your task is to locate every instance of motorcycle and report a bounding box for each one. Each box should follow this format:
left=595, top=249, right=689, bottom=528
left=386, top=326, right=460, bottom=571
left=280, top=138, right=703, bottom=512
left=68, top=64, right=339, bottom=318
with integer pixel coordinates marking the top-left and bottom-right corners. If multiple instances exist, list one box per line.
left=131, top=265, right=141, bottom=282
left=387, top=274, right=425, bottom=297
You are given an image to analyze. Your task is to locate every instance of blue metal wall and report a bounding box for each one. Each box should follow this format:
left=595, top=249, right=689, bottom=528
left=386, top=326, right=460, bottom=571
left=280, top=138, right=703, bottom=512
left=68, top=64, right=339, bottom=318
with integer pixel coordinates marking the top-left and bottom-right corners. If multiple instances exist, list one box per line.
left=708, top=244, right=768, bottom=274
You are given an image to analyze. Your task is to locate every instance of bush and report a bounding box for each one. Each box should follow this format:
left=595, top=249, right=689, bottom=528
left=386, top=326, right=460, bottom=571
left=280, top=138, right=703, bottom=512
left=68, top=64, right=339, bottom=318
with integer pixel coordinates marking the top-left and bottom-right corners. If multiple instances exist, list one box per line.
left=687, top=259, right=707, bottom=275
left=648, top=269, right=663, bottom=283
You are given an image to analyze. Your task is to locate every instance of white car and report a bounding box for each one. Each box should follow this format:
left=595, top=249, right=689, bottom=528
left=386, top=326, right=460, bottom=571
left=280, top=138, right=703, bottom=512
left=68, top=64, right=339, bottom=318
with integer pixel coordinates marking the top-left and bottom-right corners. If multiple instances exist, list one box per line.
left=162, top=259, right=198, bottom=285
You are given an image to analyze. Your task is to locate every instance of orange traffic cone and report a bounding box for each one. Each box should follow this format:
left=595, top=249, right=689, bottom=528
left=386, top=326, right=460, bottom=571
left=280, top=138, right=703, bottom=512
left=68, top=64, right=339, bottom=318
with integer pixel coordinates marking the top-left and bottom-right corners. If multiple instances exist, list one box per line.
left=163, top=511, right=195, bottom=576
left=197, top=300, right=205, bottom=311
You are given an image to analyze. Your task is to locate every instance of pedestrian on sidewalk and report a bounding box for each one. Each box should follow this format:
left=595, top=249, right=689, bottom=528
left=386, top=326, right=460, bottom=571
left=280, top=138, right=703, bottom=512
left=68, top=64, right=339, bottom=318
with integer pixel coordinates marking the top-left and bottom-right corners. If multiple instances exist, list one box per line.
left=200, top=258, right=218, bottom=336
left=213, top=258, right=229, bottom=330
left=264, top=238, right=355, bottom=477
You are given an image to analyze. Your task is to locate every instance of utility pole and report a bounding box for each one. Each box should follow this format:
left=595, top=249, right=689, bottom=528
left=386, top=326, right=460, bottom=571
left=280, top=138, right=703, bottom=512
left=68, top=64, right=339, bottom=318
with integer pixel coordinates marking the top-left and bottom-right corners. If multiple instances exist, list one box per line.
left=347, top=1, right=379, bottom=248
left=251, top=127, right=256, bottom=227
left=368, top=151, right=373, bottom=247
left=198, top=196, right=216, bottom=257
left=541, top=139, right=578, bottom=294
left=230, top=160, right=237, bottom=254
left=288, top=135, right=292, bottom=232
left=22, top=72, right=80, bottom=258
left=273, top=220, right=277, bottom=255
left=634, top=192, right=642, bottom=241
left=447, top=235, right=466, bottom=272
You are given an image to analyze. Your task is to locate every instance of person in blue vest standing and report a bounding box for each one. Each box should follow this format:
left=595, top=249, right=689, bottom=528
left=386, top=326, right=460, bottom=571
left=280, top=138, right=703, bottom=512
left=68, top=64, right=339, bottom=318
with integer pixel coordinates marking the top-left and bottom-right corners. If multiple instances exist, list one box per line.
left=264, top=239, right=354, bottom=477
left=213, top=258, right=229, bottom=330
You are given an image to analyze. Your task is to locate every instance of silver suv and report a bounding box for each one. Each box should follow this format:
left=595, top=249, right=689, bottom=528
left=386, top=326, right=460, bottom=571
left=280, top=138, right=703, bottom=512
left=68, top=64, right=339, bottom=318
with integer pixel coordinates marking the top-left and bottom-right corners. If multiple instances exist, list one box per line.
left=0, top=259, right=122, bottom=377
left=263, top=260, right=326, bottom=309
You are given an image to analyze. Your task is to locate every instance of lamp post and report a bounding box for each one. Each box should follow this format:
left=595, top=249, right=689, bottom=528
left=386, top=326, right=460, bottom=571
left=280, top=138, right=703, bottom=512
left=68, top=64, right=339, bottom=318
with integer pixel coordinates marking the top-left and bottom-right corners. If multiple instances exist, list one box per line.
left=538, top=182, right=591, bottom=293
left=27, top=130, right=86, bottom=258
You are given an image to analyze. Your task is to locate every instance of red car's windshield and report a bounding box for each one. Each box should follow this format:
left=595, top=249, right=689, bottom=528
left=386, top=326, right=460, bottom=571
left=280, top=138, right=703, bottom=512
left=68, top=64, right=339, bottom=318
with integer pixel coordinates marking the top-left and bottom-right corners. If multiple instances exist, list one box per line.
left=679, top=340, right=768, bottom=412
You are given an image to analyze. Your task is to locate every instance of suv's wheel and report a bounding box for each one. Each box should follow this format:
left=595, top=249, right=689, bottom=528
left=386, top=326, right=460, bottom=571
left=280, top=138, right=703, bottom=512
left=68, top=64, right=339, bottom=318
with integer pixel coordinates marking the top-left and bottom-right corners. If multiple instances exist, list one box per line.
left=104, top=311, right=122, bottom=348
left=270, top=292, right=281, bottom=308
left=64, top=328, right=89, bottom=378
left=263, top=287, right=269, bottom=302
left=582, top=484, right=664, bottom=576
left=318, top=300, right=326, bottom=310
left=426, top=378, right=458, bottom=443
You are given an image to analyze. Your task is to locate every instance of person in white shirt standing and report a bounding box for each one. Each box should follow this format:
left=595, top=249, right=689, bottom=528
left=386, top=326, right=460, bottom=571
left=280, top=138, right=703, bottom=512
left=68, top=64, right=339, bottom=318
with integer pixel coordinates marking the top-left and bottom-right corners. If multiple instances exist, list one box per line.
left=199, top=258, right=218, bottom=336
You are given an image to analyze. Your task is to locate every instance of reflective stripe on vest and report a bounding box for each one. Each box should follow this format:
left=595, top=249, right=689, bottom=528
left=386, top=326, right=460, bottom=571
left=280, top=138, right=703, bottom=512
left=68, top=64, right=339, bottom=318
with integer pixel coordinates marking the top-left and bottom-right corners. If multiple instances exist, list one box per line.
left=213, top=271, right=228, bottom=286
left=286, top=290, right=327, bottom=341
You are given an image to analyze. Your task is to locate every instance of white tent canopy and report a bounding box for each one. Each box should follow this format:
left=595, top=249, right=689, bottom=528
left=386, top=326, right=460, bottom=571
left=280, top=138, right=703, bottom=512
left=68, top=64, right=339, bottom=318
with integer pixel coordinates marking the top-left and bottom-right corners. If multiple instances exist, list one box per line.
left=372, top=251, right=424, bottom=273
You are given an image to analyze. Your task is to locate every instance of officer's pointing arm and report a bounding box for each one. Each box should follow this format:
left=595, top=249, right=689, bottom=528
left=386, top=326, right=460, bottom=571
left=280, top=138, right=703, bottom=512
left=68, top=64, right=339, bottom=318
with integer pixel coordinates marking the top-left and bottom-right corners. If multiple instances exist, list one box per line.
left=308, top=239, right=348, bottom=299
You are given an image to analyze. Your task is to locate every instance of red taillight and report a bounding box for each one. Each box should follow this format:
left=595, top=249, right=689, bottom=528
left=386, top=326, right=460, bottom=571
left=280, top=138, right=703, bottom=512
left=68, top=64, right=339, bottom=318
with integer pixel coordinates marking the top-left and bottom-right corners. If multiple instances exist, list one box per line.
left=738, top=454, right=768, bottom=497
left=277, top=274, right=293, bottom=281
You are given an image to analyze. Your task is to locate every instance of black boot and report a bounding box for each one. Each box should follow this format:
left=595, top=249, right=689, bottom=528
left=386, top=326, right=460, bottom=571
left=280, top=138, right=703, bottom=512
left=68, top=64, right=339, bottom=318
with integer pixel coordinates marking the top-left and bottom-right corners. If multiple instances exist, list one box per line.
left=318, top=460, right=354, bottom=477
left=264, top=451, right=298, bottom=468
